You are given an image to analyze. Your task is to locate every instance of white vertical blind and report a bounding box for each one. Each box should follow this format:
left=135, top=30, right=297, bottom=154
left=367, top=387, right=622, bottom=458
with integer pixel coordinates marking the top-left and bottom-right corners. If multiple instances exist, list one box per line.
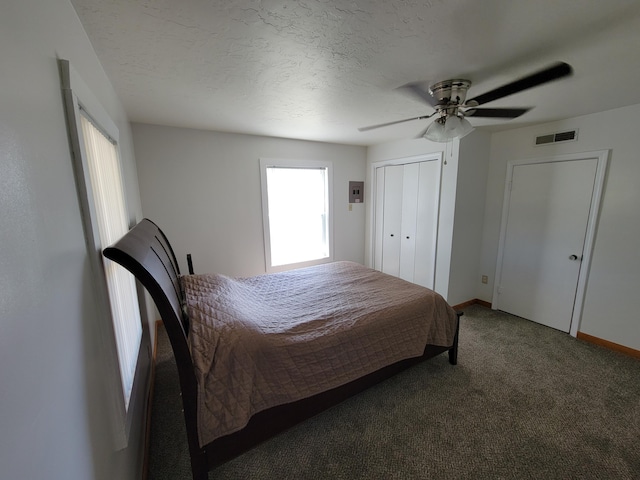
left=80, top=113, right=142, bottom=408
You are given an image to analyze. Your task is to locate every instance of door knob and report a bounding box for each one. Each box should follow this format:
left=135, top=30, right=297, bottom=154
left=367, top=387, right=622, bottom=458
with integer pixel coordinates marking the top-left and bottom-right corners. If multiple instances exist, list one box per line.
left=569, top=255, right=579, bottom=261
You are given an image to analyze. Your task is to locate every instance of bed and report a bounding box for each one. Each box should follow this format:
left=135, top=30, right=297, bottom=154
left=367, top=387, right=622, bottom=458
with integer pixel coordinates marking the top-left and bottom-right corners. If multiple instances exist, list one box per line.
left=103, top=218, right=461, bottom=480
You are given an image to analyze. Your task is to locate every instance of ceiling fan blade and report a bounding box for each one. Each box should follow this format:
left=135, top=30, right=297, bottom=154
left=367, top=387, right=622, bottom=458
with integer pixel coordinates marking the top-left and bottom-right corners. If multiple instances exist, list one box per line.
left=358, top=114, right=434, bottom=132
left=397, top=82, right=439, bottom=107
left=464, top=107, right=530, bottom=118
left=465, top=62, right=573, bottom=107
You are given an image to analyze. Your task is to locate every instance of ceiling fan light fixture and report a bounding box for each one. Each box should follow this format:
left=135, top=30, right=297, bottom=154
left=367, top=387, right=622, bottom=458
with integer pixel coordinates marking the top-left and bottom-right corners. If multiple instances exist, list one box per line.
left=424, top=114, right=474, bottom=142
left=445, top=114, right=474, bottom=139
left=423, top=117, right=448, bottom=142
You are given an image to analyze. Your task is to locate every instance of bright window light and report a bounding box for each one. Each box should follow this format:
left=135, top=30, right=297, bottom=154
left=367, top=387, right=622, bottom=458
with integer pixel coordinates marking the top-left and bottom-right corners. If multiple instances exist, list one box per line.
left=261, top=159, right=333, bottom=271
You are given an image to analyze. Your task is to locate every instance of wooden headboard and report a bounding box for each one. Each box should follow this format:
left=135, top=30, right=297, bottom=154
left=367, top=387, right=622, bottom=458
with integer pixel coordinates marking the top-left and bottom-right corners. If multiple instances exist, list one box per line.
left=103, top=218, right=202, bottom=460
left=103, top=218, right=186, bottom=336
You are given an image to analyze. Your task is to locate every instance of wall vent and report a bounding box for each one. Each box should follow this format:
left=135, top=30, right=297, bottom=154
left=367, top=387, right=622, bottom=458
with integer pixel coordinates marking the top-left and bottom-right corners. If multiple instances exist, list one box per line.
left=534, top=129, right=578, bottom=146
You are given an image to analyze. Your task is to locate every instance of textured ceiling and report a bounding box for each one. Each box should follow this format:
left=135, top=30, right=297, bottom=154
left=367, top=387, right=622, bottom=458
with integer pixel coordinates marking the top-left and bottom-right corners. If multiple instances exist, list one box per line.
left=71, top=0, right=640, bottom=146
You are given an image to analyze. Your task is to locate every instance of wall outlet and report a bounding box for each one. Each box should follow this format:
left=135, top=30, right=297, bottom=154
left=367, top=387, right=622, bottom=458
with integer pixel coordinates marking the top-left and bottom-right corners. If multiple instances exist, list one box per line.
left=481, top=275, right=489, bottom=284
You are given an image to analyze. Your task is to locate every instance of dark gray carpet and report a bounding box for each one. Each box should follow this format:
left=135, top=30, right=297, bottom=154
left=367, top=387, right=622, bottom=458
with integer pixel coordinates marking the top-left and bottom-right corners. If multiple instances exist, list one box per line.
left=148, top=305, right=640, bottom=479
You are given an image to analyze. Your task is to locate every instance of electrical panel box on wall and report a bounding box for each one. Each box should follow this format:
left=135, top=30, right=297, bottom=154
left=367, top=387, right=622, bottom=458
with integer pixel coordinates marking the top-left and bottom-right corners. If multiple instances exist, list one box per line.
left=349, top=181, right=364, bottom=203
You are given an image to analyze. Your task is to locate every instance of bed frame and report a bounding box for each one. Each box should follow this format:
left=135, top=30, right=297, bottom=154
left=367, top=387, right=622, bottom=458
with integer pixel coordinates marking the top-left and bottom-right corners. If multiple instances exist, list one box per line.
left=104, top=218, right=460, bottom=480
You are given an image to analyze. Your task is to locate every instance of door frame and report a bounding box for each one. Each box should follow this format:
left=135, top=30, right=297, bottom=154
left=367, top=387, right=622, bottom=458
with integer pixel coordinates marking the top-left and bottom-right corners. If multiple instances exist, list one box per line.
left=492, top=150, right=609, bottom=337
left=368, top=153, right=442, bottom=282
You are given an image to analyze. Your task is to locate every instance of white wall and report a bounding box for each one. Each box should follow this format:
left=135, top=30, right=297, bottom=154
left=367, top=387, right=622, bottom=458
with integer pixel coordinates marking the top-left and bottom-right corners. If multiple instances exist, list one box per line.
left=132, top=124, right=367, bottom=277
left=449, top=131, right=491, bottom=306
left=0, top=1, right=147, bottom=479
left=480, top=103, right=640, bottom=350
left=366, top=133, right=490, bottom=304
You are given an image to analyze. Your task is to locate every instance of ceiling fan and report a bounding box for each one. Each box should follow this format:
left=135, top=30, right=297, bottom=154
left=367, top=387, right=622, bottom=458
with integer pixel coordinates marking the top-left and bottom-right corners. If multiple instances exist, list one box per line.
left=359, top=62, right=573, bottom=142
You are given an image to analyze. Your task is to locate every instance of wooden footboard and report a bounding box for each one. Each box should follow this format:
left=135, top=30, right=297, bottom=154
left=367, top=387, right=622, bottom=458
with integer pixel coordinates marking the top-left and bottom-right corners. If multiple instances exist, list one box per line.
left=103, top=218, right=460, bottom=480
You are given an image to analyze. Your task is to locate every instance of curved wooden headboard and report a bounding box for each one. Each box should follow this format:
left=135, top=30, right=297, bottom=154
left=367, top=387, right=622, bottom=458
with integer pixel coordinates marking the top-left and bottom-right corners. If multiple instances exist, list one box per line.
left=103, top=218, right=202, bottom=465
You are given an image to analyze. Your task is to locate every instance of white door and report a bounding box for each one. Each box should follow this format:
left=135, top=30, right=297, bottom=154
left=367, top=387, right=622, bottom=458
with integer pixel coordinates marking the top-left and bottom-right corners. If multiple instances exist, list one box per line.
left=398, top=163, right=420, bottom=282
left=497, top=158, right=598, bottom=332
left=380, top=164, right=403, bottom=276
left=373, top=160, right=440, bottom=289
left=413, top=161, right=440, bottom=289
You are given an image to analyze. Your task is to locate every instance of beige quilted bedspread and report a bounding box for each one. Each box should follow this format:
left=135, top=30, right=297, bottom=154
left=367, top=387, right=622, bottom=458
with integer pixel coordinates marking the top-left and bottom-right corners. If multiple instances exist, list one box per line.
left=181, top=261, right=458, bottom=446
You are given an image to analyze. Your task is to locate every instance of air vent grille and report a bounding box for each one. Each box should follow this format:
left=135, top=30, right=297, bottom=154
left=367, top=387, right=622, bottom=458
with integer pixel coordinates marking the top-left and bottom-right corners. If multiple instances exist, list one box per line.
left=535, top=130, right=578, bottom=146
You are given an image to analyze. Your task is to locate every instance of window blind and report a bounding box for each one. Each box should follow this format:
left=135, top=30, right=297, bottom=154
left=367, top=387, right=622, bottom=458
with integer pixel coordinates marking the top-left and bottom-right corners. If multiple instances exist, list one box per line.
left=80, top=113, right=142, bottom=408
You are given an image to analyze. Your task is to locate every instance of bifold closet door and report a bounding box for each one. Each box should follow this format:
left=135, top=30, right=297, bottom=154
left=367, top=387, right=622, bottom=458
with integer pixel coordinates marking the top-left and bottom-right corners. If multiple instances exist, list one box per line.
left=375, top=160, right=440, bottom=289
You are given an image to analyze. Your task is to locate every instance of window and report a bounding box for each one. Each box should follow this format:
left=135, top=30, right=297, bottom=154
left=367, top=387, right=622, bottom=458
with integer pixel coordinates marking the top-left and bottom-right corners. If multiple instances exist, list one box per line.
left=79, top=113, right=142, bottom=408
left=260, top=158, right=333, bottom=272
left=60, top=59, right=142, bottom=447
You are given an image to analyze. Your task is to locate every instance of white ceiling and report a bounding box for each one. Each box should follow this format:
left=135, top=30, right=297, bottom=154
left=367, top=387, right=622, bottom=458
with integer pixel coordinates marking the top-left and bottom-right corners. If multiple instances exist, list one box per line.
left=71, top=0, right=640, bottom=146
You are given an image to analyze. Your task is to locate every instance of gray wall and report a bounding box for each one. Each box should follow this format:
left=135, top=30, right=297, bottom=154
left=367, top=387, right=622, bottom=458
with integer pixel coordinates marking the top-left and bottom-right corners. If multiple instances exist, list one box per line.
left=132, top=123, right=367, bottom=277
left=0, top=1, right=147, bottom=478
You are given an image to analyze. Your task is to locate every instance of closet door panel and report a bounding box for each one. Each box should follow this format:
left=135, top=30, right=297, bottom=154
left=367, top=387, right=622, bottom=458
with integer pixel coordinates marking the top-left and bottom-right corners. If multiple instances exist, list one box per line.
left=399, top=163, right=420, bottom=282
left=381, top=165, right=403, bottom=277
left=373, top=167, right=386, bottom=272
left=413, top=160, right=440, bottom=289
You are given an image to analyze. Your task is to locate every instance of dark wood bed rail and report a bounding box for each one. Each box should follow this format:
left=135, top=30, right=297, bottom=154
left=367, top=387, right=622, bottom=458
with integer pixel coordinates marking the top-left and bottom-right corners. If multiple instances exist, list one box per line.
left=104, top=218, right=460, bottom=480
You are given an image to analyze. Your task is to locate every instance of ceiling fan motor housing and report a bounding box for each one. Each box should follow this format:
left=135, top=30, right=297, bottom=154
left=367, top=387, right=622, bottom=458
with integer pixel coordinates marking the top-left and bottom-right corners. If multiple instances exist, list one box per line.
left=429, top=79, right=471, bottom=114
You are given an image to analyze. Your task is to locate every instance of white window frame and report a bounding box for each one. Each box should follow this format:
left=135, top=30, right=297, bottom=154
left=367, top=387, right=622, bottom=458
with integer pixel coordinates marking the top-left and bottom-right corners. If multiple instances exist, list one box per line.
left=60, top=59, right=143, bottom=449
left=260, top=158, right=334, bottom=273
